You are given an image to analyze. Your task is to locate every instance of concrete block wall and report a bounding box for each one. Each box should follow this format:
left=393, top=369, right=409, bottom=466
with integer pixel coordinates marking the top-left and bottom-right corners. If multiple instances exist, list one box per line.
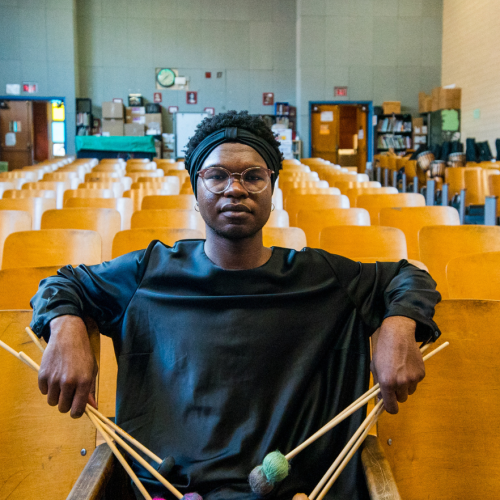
left=296, top=0, right=443, bottom=155
left=442, top=0, right=500, bottom=150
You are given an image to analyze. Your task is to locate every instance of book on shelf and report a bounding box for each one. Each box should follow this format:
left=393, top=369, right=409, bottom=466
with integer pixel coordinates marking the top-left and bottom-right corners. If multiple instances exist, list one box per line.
left=377, top=134, right=412, bottom=149
left=377, top=116, right=412, bottom=133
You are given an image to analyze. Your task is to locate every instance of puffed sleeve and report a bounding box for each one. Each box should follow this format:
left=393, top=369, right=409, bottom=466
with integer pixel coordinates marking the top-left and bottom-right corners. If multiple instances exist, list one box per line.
left=316, top=251, right=442, bottom=343
left=30, top=241, right=158, bottom=342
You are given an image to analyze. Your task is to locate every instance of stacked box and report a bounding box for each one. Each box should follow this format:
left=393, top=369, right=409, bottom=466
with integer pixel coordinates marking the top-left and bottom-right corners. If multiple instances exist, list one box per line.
left=382, top=101, right=401, bottom=114
left=102, top=119, right=123, bottom=136
left=102, top=102, right=124, bottom=119
left=145, top=113, right=162, bottom=135
left=124, top=123, right=145, bottom=136
left=126, top=106, right=146, bottom=124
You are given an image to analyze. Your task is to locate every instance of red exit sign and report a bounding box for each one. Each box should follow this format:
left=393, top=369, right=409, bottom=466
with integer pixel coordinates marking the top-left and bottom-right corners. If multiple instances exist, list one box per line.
left=334, top=86, right=348, bottom=97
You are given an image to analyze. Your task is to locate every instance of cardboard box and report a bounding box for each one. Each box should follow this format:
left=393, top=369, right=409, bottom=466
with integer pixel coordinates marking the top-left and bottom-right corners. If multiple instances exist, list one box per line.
left=432, top=87, right=441, bottom=111
left=382, top=101, right=401, bottom=115
left=145, top=113, right=162, bottom=134
left=418, top=92, right=432, bottom=113
left=102, top=118, right=124, bottom=136
left=124, top=123, right=145, bottom=136
left=439, top=88, right=461, bottom=109
left=102, top=102, right=124, bottom=119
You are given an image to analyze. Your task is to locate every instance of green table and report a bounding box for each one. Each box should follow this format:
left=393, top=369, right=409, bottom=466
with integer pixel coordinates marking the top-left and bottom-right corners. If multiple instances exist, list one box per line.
left=75, top=136, right=157, bottom=159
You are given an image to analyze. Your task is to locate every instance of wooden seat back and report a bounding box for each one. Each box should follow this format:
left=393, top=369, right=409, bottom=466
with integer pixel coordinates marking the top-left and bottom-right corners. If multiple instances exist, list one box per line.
left=0, top=266, right=61, bottom=309
left=0, top=197, right=56, bottom=230
left=41, top=208, right=121, bottom=262
left=419, top=225, right=500, bottom=298
left=131, top=209, right=205, bottom=235
left=444, top=167, right=465, bottom=199
left=379, top=300, right=500, bottom=500
left=0, top=311, right=97, bottom=499
left=262, top=227, right=307, bottom=251
left=0, top=181, right=15, bottom=197
left=285, top=194, right=348, bottom=226
left=141, top=194, right=196, bottom=210
left=355, top=193, right=425, bottom=225
left=297, top=208, right=370, bottom=247
left=64, top=189, right=115, bottom=207
left=0, top=210, right=31, bottom=266
left=320, top=226, right=407, bottom=260
left=2, top=229, right=102, bottom=269
left=112, top=228, right=203, bottom=258
left=380, top=206, right=460, bottom=260
left=22, top=181, right=70, bottom=209
left=264, top=209, right=289, bottom=228
left=447, top=251, right=500, bottom=299
left=65, top=197, right=133, bottom=230
left=346, top=187, right=398, bottom=207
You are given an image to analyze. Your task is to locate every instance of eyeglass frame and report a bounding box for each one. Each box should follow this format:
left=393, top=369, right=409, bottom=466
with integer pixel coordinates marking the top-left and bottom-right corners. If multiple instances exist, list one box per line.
left=196, top=166, right=274, bottom=194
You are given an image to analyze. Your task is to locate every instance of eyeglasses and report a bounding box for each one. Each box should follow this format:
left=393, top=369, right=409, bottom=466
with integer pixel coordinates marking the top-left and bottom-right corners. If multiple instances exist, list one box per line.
left=197, top=166, right=273, bottom=194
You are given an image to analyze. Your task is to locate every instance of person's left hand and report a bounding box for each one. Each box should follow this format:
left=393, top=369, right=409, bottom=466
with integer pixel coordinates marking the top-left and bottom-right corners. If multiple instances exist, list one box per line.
left=370, top=316, right=425, bottom=414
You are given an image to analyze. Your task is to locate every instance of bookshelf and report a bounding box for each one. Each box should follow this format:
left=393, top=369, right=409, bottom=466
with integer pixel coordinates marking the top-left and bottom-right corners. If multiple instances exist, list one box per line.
left=375, top=113, right=412, bottom=155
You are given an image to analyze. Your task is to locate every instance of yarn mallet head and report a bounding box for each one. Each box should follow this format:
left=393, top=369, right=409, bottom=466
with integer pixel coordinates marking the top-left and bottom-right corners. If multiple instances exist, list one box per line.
left=248, top=450, right=289, bottom=496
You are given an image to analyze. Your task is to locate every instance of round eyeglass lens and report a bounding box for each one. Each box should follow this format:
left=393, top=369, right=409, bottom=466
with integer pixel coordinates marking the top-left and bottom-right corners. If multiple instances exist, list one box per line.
left=241, top=167, right=269, bottom=192
left=202, top=167, right=230, bottom=193
left=202, top=167, right=270, bottom=193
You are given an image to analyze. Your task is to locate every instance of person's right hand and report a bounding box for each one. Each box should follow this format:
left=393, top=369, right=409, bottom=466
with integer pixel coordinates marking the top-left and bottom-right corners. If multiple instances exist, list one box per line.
left=38, top=315, right=98, bottom=418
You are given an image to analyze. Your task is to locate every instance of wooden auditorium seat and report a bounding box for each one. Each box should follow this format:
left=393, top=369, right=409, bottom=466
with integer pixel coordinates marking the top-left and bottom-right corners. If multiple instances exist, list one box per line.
left=355, top=193, right=425, bottom=225
left=346, top=187, right=398, bottom=207
left=41, top=208, right=121, bottom=262
left=419, top=225, right=500, bottom=298
left=65, top=197, right=133, bottom=230
left=124, top=184, right=179, bottom=212
left=262, top=227, right=307, bottom=251
left=63, top=188, right=115, bottom=207
left=379, top=206, right=460, bottom=260
left=297, top=208, right=370, bottom=247
left=79, top=181, right=125, bottom=198
left=447, top=251, right=500, bottom=300
left=2, top=229, right=102, bottom=269
left=0, top=181, right=15, bottom=197
left=0, top=210, right=31, bottom=266
left=285, top=194, right=349, bottom=226
left=0, top=311, right=97, bottom=499
left=22, top=181, right=70, bottom=209
left=112, top=228, right=204, bottom=258
left=320, top=226, right=407, bottom=261
left=131, top=209, right=205, bottom=235
left=141, top=194, right=195, bottom=210
left=3, top=188, right=57, bottom=202
left=0, top=197, right=56, bottom=230
left=264, top=209, right=289, bottom=228
left=0, top=266, right=61, bottom=309
left=127, top=170, right=164, bottom=183
left=444, top=167, right=465, bottom=201
left=378, top=300, right=500, bottom=500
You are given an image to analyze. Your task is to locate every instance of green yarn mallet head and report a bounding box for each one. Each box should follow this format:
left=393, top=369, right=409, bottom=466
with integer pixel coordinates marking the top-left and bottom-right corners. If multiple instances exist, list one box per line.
left=249, top=450, right=290, bottom=496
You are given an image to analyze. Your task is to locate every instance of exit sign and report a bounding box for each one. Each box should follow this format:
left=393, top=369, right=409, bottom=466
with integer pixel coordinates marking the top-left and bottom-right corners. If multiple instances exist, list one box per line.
left=334, top=86, right=348, bottom=97
left=23, top=82, right=38, bottom=93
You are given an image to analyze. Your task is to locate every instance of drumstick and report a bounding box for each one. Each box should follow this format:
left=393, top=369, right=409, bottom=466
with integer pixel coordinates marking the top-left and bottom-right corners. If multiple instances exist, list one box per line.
left=86, top=410, right=152, bottom=500
left=25, top=327, right=45, bottom=353
left=21, top=331, right=166, bottom=467
left=95, top=411, right=184, bottom=499
left=314, top=405, right=384, bottom=500
left=286, top=342, right=443, bottom=460
left=309, top=400, right=384, bottom=500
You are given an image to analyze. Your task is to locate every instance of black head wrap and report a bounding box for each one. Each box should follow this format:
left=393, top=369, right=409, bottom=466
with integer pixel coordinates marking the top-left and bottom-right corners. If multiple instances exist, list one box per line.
left=185, top=127, right=282, bottom=197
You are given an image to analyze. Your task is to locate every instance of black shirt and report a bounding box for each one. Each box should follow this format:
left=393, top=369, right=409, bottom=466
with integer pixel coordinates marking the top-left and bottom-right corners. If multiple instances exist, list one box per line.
left=31, top=240, right=441, bottom=500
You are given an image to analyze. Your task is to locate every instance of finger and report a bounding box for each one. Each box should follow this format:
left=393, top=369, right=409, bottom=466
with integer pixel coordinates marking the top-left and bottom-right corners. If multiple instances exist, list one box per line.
left=38, top=372, right=48, bottom=395
left=407, top=381, right=418, bottom=396
left=380, top=385, right=399, bottom=414
left=47, top=381, right=61, bottom=407
left=395, top=385, right=409, bottom=403
left=58, top=381, right=76, bottom=414
left=70, top=382, right=91, bottom=419
left=87, top=392, right=98, bottom=410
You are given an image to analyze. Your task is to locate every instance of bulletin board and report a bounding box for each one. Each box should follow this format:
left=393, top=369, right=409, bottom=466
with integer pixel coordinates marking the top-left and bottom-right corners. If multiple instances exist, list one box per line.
left=174, top=112, right=209, bottom=158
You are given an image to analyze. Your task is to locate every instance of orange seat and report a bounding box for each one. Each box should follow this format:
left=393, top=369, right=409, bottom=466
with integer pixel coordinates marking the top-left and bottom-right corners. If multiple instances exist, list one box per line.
left=379, top=206, right=460, bottom=260
left=262, top=227, right=307, bottom=251
left=2, top=229, right=101, bottom=269
left=447, top=252, right=500, bottom=300
left=320, top=226, right=407, bottom=261
left=64, top=188, right=115, bottom=207
left=346, top=187, right=398, bottom=207
left=0, top=197, right=56, bottom=230
left=355, top=193, right=425, bottom=225
left=297, top=208, right=370, bottom=247
left=419, top=225, right=500, bottom=298
left=0, top=210, right=31, bottom=266
left=41, top=208, right=121, bottom=261
left=131, top=209, right=205, bottom=235
left=112, top=228, right=204, bottom=258
left=65, top=197, right=133, bottom=230
left=284, top=194, right=348, bottom=226
left=444, top=167, right=465, bottom=200
left=264, top=209, right=289, bottom=228
left=141, top=194, right=196, bottom=211
left=22, top=181, right=70, bottom=208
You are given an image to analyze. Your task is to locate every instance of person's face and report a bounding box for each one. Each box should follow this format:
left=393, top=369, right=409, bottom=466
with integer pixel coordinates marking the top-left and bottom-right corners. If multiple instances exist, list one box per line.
left=196, top=143, right=273, bottom=240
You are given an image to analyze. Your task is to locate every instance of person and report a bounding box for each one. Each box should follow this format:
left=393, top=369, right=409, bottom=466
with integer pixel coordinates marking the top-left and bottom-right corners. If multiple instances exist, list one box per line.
left=30, top=111, right=441, bottom=500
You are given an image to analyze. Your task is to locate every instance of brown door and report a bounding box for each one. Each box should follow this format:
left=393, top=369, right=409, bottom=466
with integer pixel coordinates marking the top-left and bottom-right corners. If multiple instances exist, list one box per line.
left=311, top=104, right=340, bottom=163
left=0, top=100, right=34, bottom=170
left=356, top=106, right=368, bottom=173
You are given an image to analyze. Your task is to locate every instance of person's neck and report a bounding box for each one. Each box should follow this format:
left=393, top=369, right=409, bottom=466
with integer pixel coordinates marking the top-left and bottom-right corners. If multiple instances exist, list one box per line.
left=204, top=228, right=272, bottom=270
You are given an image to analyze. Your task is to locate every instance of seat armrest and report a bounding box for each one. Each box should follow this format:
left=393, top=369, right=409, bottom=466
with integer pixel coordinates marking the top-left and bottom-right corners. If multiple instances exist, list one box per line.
left=361, top=435, right=401, bottom=500
left=66, top=443, right=114, bottom=500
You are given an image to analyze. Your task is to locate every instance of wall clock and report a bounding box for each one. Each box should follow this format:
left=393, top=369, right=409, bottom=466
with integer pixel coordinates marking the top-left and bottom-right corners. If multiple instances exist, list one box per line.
left=157, top=68, right=176, bottom=88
